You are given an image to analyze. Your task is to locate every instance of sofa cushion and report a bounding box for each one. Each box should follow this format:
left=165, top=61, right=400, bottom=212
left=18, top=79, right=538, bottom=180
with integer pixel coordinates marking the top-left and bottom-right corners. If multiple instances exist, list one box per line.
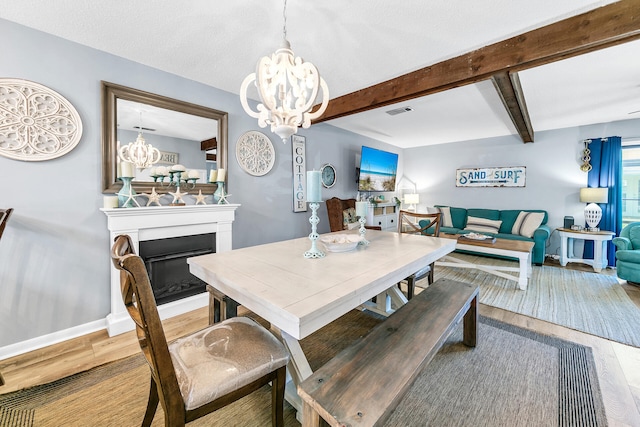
left=511, top=211, right=545, bottom=238
left=467, top=208, right=500, bottom=221
left=629, top=227, right=640, bottom=250
left=500, top=209, right=548, bottom=233
left=431, top=206, right=453, bottom=227
left=464, top=216, right=502, bottom=234
left=435, top=206, right=467, bottom=229
left=494, top=233, right=533, bottom=242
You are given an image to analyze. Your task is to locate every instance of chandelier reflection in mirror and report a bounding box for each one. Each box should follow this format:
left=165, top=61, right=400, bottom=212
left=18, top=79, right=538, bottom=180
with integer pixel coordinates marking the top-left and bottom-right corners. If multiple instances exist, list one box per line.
left=240, top=0, right=329, bottom=142
left=118, top=112, right=161, bottom=170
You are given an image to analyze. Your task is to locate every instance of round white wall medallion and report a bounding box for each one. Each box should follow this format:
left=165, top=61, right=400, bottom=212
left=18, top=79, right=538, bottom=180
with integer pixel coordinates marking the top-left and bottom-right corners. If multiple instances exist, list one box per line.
left=0, top=78, right=83, bottom=161
left=235, top=131, right=275, bottom=176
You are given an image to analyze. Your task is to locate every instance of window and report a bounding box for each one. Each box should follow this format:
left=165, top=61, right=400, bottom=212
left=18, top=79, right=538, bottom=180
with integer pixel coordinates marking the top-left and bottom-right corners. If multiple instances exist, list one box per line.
left=622, top=142, right=640, bottom=227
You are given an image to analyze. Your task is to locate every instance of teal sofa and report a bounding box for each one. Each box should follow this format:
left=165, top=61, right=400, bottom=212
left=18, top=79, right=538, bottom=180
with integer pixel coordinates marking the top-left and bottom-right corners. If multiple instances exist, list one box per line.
left=612, top=222, right=640, bottom=285
left=430, top=206, right=551, bottom=265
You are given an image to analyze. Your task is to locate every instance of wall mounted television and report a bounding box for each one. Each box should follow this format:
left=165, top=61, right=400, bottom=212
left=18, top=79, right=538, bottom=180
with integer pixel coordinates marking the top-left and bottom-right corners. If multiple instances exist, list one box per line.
left=357, top=146, right=398, bottom=192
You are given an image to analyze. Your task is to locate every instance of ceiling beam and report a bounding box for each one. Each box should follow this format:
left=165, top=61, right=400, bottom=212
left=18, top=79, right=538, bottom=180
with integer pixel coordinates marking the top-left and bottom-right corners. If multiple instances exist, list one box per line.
left=491, top=72, right=534, bottom=143
left=315, top=0, right=640, bottom=124
left=200, top=137, right=217, bottom=151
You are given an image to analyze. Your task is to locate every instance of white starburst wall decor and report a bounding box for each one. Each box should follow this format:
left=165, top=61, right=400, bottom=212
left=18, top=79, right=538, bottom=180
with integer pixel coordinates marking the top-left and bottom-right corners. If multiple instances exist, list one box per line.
left=0, top=78, right=83, bottom=161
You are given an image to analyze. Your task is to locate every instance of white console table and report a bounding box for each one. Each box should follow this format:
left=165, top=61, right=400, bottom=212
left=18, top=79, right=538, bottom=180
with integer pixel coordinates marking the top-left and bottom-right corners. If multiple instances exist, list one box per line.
left=556, top=228, right=615, bottom=273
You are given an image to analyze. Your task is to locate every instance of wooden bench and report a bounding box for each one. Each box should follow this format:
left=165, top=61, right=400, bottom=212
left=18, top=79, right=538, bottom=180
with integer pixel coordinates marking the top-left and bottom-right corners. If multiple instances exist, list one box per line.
left=297, top=278, right=479, bottom=427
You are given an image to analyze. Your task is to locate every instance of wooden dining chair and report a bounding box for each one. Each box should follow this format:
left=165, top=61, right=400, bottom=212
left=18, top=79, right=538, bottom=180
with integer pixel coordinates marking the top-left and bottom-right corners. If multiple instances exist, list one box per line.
left=0, top=208, right=13, bottom=386
left=397, top=210, right=442, bottom=299
left=111, top=235, right=289, bottom=427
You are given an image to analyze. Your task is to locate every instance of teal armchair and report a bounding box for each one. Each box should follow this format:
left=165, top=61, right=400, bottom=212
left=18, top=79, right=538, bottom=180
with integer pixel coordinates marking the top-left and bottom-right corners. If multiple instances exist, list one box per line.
left=612, top=222, right=640, bottom=285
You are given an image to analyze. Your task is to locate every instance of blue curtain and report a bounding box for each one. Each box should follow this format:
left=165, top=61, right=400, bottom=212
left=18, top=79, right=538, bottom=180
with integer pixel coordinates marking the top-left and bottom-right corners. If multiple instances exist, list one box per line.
left=583, top=136, right=622, bottom=265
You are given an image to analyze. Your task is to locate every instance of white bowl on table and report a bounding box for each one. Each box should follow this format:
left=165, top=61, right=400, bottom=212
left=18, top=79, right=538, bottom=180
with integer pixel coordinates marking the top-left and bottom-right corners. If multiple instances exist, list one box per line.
left=320, top=234, right=363, bottom=252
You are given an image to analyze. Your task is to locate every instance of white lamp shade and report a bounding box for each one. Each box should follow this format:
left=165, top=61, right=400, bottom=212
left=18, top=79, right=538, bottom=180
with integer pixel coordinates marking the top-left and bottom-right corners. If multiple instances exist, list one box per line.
left=579, top=187, right=608, bottom=204
left=404, top=193, right=420, bottom=205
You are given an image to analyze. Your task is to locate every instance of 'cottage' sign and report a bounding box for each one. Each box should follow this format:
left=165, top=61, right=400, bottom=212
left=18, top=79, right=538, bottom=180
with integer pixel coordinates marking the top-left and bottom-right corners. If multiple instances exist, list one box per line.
left=456, top=166, right=526, bottom=187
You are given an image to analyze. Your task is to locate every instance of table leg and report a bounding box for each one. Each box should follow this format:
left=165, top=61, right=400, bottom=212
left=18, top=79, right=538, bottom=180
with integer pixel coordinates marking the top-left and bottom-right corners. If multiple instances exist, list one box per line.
left=559, top=235, right=568, bottom=266
left=592, top=240, right=606, bottom=273
left=271, top=327, right=313, bottom=416
left=517, top=254, right=528, bottom=290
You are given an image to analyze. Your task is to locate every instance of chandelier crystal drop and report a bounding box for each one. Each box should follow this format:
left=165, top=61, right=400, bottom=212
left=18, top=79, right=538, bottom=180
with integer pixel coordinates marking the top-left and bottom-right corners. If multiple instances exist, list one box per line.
left=240, top=0, right=329, bottom=142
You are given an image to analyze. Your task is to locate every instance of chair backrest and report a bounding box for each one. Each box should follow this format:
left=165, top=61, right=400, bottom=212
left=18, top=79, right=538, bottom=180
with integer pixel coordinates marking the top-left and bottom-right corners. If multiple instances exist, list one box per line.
left=398, top=210, right=441, bottom=237
left=326, top=197, right=357, bottom=232
left=111, top=235, right=184, bottom=415
left=0, top=208, right=14, bottom=240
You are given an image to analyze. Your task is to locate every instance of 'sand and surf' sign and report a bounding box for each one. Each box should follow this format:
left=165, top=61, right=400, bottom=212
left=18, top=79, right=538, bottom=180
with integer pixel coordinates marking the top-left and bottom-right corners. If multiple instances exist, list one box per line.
left=456, top=166, right=526, bottom=187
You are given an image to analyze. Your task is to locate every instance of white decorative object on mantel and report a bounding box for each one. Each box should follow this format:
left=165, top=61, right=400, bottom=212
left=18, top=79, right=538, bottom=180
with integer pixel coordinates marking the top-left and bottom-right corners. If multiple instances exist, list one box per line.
left=101, top=204, right=240, bottom=336
left=0, top=78, right=83, bottom=161
left=235, top=130, right=276, bottom=176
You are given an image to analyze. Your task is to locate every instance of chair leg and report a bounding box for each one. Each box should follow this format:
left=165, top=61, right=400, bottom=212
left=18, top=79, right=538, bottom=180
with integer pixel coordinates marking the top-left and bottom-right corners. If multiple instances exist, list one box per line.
left=142, top=377, right=160, bottom=427
left=271, top=367, right=286, bottom=427
left=406, top=276, right=415, bottom=300
left=427, top=262, right=435, bottom=285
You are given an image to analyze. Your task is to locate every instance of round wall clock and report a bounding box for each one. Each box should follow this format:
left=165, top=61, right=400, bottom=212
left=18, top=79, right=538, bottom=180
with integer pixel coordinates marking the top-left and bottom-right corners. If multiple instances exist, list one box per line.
left=235, top=131, right=275, bottom=176
left=320, top=163, right=337, bottom=188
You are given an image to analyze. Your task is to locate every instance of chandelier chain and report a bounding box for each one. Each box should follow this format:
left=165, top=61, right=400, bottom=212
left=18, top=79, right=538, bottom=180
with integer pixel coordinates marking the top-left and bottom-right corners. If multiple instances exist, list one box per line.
left=282, top=0, right=287, bottom=40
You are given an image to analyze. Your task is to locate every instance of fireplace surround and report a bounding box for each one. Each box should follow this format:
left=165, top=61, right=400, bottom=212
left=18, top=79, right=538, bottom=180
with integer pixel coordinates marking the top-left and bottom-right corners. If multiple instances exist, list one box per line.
left=102, top=204, right=239, bottom=336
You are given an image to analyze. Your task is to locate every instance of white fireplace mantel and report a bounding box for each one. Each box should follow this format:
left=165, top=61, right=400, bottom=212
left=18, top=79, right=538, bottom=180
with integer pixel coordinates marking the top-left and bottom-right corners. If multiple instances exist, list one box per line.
left=101, top=204, right=240, bottom=336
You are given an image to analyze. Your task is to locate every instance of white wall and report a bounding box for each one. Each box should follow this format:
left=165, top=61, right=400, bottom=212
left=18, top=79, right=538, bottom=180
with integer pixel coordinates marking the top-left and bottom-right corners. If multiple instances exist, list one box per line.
left=403, top=120, right=640, bottom=257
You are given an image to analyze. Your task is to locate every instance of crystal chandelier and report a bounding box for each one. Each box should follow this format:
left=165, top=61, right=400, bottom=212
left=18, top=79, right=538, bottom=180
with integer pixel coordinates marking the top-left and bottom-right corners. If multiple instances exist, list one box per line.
left=240, top=0, right=329, bottom=142
left=118, top=112, right=161, bottom=170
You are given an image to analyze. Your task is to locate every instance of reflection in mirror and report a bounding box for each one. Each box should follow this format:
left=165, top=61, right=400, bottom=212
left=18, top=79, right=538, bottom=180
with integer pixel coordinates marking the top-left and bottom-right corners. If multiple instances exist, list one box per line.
left=101, top=81, right=228, bottom=194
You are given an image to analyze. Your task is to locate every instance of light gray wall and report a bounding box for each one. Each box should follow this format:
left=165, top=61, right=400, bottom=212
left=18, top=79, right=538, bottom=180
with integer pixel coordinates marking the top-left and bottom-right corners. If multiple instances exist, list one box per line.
left=2, top=16, right=637, bottom=354
left=0, top=19, right=397, bottom=349
left=403, top=119, right=640, bottom=256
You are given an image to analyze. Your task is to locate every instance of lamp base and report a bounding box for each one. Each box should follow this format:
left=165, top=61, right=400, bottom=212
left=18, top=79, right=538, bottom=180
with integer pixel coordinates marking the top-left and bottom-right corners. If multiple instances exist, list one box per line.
left=584, top=202, right=602, bottom=230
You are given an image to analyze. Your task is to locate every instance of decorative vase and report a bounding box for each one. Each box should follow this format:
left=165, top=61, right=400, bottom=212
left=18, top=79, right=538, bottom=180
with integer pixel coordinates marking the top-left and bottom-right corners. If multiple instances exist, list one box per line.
left=213, top=181, right=225, bottom=203
left=117, top=177, right=137, bottom=208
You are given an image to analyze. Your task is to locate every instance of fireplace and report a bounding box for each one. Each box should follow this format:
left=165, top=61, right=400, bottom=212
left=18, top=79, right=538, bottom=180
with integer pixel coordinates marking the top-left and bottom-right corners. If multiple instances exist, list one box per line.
left=140, top=233, right=216, bottom=306
left=102, top=204, right=239, bottom=336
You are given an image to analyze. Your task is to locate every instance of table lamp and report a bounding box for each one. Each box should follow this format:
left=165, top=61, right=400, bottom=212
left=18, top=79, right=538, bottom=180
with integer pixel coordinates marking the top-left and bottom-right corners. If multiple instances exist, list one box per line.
left=579, top=187, right=608, bottom=231
left=404, top=193, right=420, bottom=211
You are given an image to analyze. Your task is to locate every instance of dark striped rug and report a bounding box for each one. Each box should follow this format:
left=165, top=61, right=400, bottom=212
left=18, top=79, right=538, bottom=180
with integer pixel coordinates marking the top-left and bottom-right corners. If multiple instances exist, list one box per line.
left=0, top=313, right=606, bottom=426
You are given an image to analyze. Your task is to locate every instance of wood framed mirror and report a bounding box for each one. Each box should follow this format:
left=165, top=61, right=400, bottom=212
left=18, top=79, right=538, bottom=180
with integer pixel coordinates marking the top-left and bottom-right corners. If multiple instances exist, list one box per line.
left=101, top=81, right=228, bottom=194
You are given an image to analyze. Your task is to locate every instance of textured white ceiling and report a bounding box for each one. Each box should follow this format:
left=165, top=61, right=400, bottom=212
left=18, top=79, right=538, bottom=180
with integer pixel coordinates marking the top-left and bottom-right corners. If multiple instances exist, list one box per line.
left=1, top=0, right=635, bottom=148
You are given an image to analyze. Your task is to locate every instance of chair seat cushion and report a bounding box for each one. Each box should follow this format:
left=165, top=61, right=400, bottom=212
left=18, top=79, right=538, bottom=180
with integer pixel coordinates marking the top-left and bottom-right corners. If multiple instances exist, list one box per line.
left=409, top=265, right=431, bottom=280
left=169, top=317, right=289, bottom=410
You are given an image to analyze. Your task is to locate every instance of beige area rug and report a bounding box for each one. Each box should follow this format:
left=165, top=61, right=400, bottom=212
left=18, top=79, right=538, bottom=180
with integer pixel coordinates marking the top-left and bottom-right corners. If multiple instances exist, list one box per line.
left=433, top=253, right=640, bottom=347
left=0, top=311, right=607, bottom=427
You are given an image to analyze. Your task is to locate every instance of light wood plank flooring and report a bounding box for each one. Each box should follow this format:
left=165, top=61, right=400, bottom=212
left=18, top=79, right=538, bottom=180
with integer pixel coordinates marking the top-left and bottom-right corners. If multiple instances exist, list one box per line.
left=1, top=279, right=640, bottom=426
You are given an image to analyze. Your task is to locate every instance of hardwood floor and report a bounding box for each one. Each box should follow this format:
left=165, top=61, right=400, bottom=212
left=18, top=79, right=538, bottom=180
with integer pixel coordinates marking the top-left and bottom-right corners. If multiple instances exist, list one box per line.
left=1, top=274, right=640, bottom=426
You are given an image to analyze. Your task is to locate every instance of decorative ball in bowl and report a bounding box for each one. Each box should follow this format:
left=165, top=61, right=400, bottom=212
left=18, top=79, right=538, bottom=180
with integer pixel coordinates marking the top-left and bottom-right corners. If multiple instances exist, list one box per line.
left=320, top=234, right=363, bottom=252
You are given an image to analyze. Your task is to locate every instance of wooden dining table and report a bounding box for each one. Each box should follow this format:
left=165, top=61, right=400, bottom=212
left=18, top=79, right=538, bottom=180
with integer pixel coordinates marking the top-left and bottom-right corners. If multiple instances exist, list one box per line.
left=187, top=229, right=456, bottom=413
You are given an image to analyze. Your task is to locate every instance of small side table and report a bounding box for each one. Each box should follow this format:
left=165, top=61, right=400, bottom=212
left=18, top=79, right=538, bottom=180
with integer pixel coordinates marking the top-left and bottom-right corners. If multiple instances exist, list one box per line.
left=556, top=228, right=615, bottom=272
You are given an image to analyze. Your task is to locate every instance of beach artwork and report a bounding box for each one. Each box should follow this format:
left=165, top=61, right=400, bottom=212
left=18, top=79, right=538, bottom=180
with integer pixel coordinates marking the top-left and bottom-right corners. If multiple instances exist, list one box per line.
left=358, top=146, right=398, bottom=191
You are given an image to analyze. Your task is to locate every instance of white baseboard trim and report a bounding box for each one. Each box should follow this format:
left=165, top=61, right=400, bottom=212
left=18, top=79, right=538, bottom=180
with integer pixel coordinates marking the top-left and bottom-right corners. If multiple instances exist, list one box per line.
left=0, top=318, right=107, bottom=360
left=0, top=293, right=209, bottom=360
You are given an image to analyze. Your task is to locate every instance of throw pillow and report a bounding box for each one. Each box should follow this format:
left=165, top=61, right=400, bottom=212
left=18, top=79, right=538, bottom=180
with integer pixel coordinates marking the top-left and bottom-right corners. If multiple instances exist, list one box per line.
left=342, top=207, right=357, bottom=230
left=511, top=211, right=545, bottom=238
left=430, top=206, right=453, bottom=228
left=463, top=216, right=502, bottom=234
